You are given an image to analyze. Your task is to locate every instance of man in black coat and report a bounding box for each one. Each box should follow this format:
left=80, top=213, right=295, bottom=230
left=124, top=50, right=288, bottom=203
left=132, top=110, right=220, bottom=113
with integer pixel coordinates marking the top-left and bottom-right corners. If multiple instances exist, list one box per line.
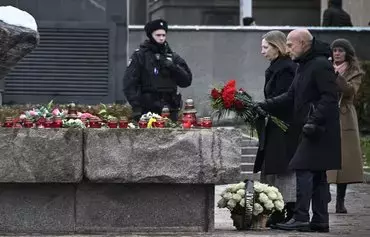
left=259, top=29, right=341, bottom=232
left=123, top=19, right=192, bottom=121
left=322, top=0, right=352, bottom=27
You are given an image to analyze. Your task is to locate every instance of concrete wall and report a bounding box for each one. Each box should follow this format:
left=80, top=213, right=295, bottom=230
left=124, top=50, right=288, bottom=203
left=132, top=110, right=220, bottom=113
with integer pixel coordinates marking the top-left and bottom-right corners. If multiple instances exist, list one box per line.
left=321, top=0, right=370, bottom=26
left=128, top=26, right=370, bottom=116
left=147, top=0, right=321, bottom=26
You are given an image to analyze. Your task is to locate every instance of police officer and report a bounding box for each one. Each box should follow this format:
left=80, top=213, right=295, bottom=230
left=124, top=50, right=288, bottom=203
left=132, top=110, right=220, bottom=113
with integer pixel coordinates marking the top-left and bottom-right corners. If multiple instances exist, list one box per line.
left=123, top=19, right=192, bottom=121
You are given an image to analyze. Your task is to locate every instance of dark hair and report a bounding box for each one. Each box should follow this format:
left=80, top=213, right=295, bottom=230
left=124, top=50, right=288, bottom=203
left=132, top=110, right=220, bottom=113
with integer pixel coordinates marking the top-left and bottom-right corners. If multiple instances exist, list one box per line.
left=331, top=38, right=363, bottom=73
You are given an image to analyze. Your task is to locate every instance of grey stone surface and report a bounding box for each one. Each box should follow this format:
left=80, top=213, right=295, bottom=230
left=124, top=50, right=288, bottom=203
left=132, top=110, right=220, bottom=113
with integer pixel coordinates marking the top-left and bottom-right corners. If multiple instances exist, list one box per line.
left=0, top=20, right=40, bottom=81
left=76, top=183, right=214, bottom=232
left=84, top=128, right=241, bottom=184
left=0, top=184, right=75, bottom=233
left=0, top=128, right=83, bottom=182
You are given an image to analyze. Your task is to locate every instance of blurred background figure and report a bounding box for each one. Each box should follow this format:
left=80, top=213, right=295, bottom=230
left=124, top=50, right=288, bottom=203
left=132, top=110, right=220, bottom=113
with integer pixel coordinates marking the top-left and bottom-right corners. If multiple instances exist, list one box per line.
left=322, top=0, right=352, bottom=27
left=327, top=38, right=364, bottom=213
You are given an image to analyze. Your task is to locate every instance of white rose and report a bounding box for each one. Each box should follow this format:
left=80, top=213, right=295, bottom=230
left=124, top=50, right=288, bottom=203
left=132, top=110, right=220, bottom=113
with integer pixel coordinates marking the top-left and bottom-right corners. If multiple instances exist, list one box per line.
left=269, top=186, right=279, bottom=193
left=230, top=184, right=239, bottom=193
left=274, top=200, right=285, bottom=211
left=236, top=189, right=245, bottom=197
left=264, top=200, right=275, bottom=210
left=223, top=192, right=233, bottom=201
left=258, top=193, right=269, bottom=203
left=235, top=182, right=245, bottom=190
left=227, top=199, right=237, bottom=210
left=254, top=182, right=263, bottom=193
left=217, top=198, right=227, bottom=208
left=232, top=194, right=242, bottom=202
left=276, top=192, right=283, bottom=201
left=260, top=183, right=269, bottom=192
left=267, top=191, right=278, bottom=200
left=226, top=186, right=233, bottom=192
left=253, top=203, right=264, bottom=216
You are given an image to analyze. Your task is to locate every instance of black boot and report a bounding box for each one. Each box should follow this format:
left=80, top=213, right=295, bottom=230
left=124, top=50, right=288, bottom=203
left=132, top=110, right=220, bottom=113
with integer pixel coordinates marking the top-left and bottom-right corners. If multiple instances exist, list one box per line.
left=266, top=210, right=285, bottom=227
left=268, top=202, right=295, bottom=229
left=336, top=184, right=347, bottom=214
left=285, top=202, right=295, bottom=221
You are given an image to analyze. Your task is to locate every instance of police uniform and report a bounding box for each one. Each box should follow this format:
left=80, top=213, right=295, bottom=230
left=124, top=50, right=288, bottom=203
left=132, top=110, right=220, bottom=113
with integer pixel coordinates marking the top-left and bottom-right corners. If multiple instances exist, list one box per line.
left=123, top=19, right=192, bottom=121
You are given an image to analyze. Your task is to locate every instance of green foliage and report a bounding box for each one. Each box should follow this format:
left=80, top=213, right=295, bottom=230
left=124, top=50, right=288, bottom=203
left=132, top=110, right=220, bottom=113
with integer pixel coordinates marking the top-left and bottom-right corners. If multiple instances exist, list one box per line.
left=361, top=136, right=370, bottom=171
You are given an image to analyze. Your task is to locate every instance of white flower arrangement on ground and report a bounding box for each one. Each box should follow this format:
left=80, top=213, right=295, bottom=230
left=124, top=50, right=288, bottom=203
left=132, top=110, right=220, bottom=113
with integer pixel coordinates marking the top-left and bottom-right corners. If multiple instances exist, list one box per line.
left=217, top=181, right=284, bottom=217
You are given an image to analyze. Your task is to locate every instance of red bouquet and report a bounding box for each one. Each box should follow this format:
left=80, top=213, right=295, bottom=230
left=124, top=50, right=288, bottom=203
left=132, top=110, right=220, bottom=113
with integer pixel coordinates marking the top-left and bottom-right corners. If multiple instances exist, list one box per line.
left=210, top=80, right=288, bottom=131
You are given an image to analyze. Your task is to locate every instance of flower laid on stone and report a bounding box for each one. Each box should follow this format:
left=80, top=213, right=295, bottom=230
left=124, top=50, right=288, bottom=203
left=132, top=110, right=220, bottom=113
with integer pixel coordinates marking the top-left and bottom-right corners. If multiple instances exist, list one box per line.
left=210, top=80, right=288, bottom=131
left=63, top=119, right=86, bottom=128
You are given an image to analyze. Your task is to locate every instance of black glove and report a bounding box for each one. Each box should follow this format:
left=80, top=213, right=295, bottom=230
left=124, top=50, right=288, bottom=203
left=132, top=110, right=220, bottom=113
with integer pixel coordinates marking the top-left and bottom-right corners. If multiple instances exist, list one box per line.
left=257, top=101, right=268, bottom=111
left=160, top=55, right=176, bottom=69
left=251, top=101, right=268, bottom=117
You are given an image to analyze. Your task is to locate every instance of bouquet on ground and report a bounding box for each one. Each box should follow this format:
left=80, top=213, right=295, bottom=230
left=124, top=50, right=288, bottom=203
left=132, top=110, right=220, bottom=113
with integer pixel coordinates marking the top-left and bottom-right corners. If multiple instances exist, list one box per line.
left=217, top=181, right=285, bottom=230
left=210, top=80, right=288, bottom=131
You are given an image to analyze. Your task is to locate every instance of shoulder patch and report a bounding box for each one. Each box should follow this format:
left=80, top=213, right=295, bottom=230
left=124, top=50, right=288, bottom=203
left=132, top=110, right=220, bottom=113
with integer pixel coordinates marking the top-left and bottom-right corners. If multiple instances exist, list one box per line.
left=135, top=48, right=140, bottom=52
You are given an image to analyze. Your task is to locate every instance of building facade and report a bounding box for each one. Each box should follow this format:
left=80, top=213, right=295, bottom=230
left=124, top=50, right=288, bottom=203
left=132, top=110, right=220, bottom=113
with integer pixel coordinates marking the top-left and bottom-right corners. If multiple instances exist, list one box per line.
left=1, top=0, right=128, bottom=104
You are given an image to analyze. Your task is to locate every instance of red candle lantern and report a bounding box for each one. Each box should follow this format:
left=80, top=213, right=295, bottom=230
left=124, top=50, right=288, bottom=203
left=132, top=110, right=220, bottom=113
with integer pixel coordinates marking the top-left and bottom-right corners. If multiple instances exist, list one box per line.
left=52, top=116, right=63, bottom=128
left=36, top=117, right=46, bottom=127
left=182, top=98, right=197, bottom=126
left=161, top=106, right=170, bottom=119
left=44, top=119, right=53, bottom=128
left=4, top=117, right=13, bottom=128
left=197, top=118, right=204, bottom=127
left=119, top=117, right=129, bottom=128
left=155, top=118, right=165, bottom=128
left=89, top=117, right=101, bottom=128
left=107, top=118, right=118, bottom=128
left=138, top=118, right=148, bottom=128
left=202, top=117, right=213, bottom=128
left=24, top=119, right=34, bottom=128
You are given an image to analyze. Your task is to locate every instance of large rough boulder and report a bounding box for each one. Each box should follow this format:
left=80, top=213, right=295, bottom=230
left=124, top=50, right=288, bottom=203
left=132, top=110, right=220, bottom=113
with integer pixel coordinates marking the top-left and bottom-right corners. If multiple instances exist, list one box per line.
left=0, top=128, right=83, bottom=182
left=84, top=128, right=241, bottom=184
left=0, top=6, right=40, bottom=80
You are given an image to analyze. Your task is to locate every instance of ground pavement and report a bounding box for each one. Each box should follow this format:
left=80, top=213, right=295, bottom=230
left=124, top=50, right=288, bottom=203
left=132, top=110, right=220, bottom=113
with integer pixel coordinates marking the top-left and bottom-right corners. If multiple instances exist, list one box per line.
left=3, top=183, right=370, bottom=237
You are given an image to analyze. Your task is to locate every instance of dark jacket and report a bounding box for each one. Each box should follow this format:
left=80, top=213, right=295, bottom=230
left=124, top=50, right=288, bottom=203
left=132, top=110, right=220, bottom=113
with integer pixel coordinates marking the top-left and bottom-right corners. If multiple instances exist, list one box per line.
left=265, top=38, right=341, bottom=171
left=123, top=40, right=192, bottom=119
left=322, top=0, right=352, bottom=27
left=254, top=56, right=298, bottom=174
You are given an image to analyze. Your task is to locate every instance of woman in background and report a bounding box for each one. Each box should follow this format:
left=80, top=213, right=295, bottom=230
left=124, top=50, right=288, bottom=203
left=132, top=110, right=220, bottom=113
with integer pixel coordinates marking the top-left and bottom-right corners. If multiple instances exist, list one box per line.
left=327, top=38, right=364, bottom=213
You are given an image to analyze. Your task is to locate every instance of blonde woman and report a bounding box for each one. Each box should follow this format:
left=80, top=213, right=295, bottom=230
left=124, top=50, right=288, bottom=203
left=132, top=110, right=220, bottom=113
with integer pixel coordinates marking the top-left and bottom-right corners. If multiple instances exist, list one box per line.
left=254, top=31, right=298, bottom=227
left=327, top=39, right=364, bottom=213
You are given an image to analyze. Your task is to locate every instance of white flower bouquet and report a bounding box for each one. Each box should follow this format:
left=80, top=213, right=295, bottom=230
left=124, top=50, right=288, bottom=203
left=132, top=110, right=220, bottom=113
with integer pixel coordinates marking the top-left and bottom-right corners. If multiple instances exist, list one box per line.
left=217, top=180, right=285, bottom=230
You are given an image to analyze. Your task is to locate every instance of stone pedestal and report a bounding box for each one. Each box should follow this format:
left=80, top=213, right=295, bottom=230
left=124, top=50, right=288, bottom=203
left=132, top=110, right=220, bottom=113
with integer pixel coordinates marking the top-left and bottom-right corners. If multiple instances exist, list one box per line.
left=0, top=127, right=241, bottom=234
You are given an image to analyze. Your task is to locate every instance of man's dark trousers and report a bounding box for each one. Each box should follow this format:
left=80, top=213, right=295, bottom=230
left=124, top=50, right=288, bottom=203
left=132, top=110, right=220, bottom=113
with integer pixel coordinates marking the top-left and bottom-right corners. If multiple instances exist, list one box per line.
left=294, top=170, right=330, bottom=224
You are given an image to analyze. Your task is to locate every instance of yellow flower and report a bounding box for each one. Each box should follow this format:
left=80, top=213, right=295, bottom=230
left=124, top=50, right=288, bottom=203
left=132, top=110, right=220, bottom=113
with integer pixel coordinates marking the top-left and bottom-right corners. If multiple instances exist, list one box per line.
left=147, top=117, right=157, bottom=128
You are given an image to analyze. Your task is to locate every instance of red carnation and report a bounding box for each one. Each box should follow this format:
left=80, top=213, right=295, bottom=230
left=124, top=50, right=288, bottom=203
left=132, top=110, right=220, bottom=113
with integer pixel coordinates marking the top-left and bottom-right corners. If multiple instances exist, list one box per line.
left=220, top=80, right=237, bottom=109
left=211, top=88, right=221, bottom=99
left=223, top=100, right=233, bottom=109
left=235, top=100, right=244, bottom=109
